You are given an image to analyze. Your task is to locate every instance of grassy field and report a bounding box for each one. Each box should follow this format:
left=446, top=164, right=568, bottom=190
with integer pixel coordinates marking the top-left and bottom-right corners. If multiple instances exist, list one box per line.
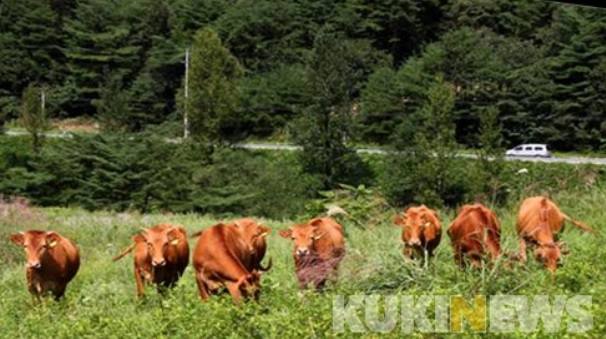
left=1, top=190, right=605, bottom=338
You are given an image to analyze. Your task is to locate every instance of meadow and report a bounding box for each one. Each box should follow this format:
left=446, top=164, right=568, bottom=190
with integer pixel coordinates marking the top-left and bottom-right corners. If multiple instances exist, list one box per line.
left=1, top=190, right=605, bottom=338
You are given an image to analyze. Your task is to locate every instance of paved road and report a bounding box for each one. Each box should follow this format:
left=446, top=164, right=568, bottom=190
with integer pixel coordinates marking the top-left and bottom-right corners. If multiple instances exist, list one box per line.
left=4, top=129, right=606, bottom=166
left=241, top=143, right=606, bottom=165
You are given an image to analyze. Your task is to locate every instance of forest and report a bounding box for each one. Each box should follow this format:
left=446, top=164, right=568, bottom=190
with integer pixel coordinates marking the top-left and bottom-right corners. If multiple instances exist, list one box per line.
left=1, top=0, right=605, bottom=151
left=1, top=0, right=606, bottom=218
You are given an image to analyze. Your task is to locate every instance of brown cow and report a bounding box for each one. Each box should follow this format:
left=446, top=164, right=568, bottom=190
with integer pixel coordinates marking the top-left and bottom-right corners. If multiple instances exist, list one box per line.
left=10, top=230, right=80, bottom=301
left=279, top=218, right=345, bottom=290
left=516, top=196, right=595, bottom=275
left=447, top=204, right=501, bottom=269
left=191, top=222, right=267, bottom=303
left=393, top=205, right=441, bottom=265
left=113, top=224, right=189, bottom=297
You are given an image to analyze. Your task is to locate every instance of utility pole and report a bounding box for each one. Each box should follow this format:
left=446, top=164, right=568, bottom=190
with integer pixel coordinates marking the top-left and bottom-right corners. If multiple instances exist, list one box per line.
left=183, top=48, right=190, bottom=139
left=41, top=88, right=46, bottom=116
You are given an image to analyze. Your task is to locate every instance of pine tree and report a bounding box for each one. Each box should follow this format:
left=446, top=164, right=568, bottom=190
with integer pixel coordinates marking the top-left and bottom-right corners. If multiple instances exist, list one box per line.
left=477, top=106, right=506, bottom=204
left=20, top=84, right=49, bottom=153
left=293, top=30, right=370, bottom=190
left=92, top=71, right=131, bottom=132
left=177, top=27, right=243, bottom=146
left=63, top=0, right=140, bottom=116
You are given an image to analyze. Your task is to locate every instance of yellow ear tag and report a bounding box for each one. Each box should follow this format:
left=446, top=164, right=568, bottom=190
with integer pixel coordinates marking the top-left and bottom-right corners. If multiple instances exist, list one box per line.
left=170, top=239, right=179, bottom=246
left=48, top=240, right=58, bottom=248
left=424, top=222, right=431, bottom=228
left=313, top=234, right=323, bottom=240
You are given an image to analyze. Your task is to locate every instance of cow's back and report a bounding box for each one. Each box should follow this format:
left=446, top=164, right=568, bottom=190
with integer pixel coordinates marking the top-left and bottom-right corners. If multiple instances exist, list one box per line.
left=313, top=218, right=345, bottom=260
left=193, top=224, right=251, bottom=278
left=57, top=235, right=80, bottom=283
left=516, top=197, right=565, bottom=236
left=169, top=226, right=190, bottom=275
left=449, top=204, right=498, bottom=246
left=419, top=205, right=442, bottom=246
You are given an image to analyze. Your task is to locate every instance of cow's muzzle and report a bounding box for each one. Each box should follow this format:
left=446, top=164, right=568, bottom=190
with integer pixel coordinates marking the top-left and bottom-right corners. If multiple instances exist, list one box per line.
left=27, top=262, right=41, bottom=269
left=152, top=259, right=166, bottom=267
left=297, top=249, right=310, bottom=256
left=408, top=239, right=421, bottom=247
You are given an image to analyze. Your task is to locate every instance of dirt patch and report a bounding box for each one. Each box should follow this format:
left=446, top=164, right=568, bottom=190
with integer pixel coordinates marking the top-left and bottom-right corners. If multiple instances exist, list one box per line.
left=51, top=118, right=100, bottom=133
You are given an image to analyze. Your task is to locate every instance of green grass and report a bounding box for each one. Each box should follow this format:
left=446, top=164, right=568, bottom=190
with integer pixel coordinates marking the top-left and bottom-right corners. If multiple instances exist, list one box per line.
left=1, top=190, right=605, bottom=337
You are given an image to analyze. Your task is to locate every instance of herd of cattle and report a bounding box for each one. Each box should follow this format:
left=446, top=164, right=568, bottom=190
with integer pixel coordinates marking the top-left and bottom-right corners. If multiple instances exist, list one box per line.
left=8, top=195, right=596, bottom=303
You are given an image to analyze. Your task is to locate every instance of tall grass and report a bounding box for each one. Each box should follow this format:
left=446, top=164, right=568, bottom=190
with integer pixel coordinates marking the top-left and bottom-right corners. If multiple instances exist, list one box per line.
left=0, top=190, right=604, bottom=337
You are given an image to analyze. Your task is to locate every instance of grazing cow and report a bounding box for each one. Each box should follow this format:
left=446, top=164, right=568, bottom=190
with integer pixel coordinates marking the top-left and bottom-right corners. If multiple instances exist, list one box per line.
left=447, top=204, right=501, bottom=269
left=279, top=218, right=345, bottom=290
left=516, top=196, right=595, bottom=275
left=191, top=222, right=268, bottom=303
left=393, top=205, right=441, bottom=265
left=113, top=224, right=189, bottom=297
left=10, top=230, right=80, bottom=301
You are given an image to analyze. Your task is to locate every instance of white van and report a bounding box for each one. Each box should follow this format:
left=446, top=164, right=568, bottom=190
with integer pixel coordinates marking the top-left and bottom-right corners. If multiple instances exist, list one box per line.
left=505, top=144, right=552, bottom=158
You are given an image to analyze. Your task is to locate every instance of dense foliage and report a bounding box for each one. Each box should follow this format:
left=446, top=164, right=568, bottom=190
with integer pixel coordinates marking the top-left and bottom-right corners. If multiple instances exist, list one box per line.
left=1, top=135, right=604, bottom=217
left=0, top=1, right=604, bottom=151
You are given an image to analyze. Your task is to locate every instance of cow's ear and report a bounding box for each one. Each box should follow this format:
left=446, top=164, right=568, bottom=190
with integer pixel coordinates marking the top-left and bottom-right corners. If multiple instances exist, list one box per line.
left=45, top=231, right=61, bottom=248
left=139, top=228, right=149, bottom=241
left=167, top=228, right=180, bottom=245
left=393, top=214, right=405, bottom=226
left=133, top=233, right=146, bottom=243
left=278, top=229, right=292, bottom=239
left=10, top=232, right=24, bottom=245
left=309, top=218, right=323, bottom=227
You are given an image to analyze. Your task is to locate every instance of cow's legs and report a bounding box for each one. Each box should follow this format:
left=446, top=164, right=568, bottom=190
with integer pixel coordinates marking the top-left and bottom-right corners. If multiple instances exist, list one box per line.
left=53, top=284, right=66, bottom=301
left=518, top=238, right=527, bottom=261
left=195, top=272, right=210, bottom=301
left=134, top=269, right=145, bottom=298
left=454, top=246, right=464, bottom=269
left=226, top=282, right=243, bottom=303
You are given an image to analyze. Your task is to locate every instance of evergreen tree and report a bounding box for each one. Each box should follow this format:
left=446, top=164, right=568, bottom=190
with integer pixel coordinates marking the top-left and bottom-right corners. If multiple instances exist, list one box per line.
left=0, top=0, right=62, bottom=119
left=293, top=30, right=370, bottom=190
left=20, top=84, right=49, bottom=153
left=92, top=71, right=131, bottom=132
left=62, top=0, right=140, bottom=116
left=177, top=27, right=243, bottom=145
left=542, top=6, right=606, bottom=150
left=477, top=106, right=506, bottom=204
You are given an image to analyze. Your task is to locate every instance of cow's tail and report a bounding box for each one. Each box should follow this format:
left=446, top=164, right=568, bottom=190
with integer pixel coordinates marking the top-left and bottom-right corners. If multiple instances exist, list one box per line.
left=190, top=230, right=204, bottom=238
left=112, top=244, right=135, bottom=261
left=563, top=214, right=596, bottom=233
left=258, top=257, right=273, bottom=271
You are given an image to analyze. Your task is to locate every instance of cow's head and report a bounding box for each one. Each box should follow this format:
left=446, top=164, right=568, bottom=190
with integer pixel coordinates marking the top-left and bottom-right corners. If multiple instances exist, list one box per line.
left=394, top=208, right=437, bottom=247
left=139, top=227, right=181, bottom=267
left=10, top=230, right=61, bottom=270
left=233, top=218, right=270, bottom=254
left=535, top=241, right=569, bottom=275
left=238, top=271, right=262, bottom=301
left=279, top=221, right=324, bottom=257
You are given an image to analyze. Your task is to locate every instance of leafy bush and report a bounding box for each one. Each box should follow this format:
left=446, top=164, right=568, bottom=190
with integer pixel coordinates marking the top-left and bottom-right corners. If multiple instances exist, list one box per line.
left=0, top=134, right=312, bottom=219
left=304, top=183, right=391, bottom=229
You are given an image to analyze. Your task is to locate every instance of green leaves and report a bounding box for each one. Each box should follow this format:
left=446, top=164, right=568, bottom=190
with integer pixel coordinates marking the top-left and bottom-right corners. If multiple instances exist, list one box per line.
left=293, top=30, right=372, bottom=191
left=179, top=27, right=243, bottom=145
